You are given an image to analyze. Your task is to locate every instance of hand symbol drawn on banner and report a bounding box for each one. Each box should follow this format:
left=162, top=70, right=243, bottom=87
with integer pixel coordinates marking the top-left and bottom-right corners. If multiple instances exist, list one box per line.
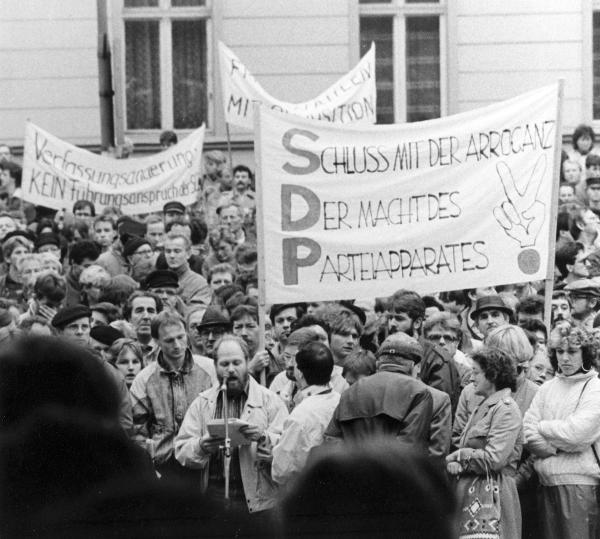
left=492, top=155, right=546, bottom=274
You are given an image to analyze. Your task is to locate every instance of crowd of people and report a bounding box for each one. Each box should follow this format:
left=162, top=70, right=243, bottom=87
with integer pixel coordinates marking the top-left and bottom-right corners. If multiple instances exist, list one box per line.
left=1, top=124, right=600, bottom=538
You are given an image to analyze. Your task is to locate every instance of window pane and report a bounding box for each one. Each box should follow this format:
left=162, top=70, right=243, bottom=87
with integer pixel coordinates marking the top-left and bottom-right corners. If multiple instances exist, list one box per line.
left=124, top=0, right=158, bottom=7
left=171, top=0, right=205, bottom=6
left=359, top=0, right=392, bottom=3
left=125, top=21, right=161, bottom=129
left=406, top=0, right=439, bottom=3
left=594, top=13, right=600, bottom=119
left=360, top=16, right=394, bottom=124
left=406, top=16, right=440, bottom=122
left=172, top=19, right=207, bottom=129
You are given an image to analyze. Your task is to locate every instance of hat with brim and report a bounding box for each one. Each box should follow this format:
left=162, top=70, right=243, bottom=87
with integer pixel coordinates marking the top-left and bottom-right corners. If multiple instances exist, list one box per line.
left=376, top=333, right=423, bottom=365
left=470, top=295, right=513, bottom=321
left=197, top=307, right=231, bottom=330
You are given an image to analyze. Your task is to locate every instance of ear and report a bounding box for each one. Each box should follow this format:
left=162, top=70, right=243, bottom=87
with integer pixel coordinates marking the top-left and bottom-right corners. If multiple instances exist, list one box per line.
left=414, top=317, right=423, bottom=333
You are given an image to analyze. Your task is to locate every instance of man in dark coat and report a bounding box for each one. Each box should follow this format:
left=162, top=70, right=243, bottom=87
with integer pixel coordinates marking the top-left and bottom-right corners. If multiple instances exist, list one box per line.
left=324, top=333, right=433, bottom=453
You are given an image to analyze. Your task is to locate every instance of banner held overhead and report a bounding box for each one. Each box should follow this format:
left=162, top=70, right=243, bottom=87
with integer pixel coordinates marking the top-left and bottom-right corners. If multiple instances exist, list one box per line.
left=254, top=84, right=561, bottom=304
left=21, top=123, right=205, bottom=215
left=220, top=41, right=376, bottom=131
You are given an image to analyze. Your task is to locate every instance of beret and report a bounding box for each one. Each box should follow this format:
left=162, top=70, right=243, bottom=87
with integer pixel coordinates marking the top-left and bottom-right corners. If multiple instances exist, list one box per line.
left=377, top=333, right=423, bottom=365
left=163, top=201, right=185, bottom=214
left=144, top=269, right=178, bottom=290
left=51, top=305, right=91, bottom=328
left=90, top=325, right=124, bottom=347
left=123, top=236, right=151, bottom=258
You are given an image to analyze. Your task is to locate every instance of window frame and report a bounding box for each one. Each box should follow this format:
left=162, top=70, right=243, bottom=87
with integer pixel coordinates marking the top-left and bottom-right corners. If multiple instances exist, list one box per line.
left=358, top=0, right=447, bottom=123
left=115, top=0, right=214, bottom=141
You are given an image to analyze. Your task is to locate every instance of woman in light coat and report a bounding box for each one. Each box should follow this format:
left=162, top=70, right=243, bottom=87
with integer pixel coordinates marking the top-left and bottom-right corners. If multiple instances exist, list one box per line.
left=447, top=346, right=522, bottom=539
left=523, top=322, right=600, bottom=539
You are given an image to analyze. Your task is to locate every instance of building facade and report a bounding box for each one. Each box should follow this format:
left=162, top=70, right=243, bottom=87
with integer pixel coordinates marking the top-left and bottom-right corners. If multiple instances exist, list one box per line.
left=1, top=0, right=597, bottom=166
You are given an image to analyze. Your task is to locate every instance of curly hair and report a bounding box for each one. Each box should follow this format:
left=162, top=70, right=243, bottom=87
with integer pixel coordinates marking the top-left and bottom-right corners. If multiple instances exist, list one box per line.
left=471, top=346, right=517, bottom=392
left=547, top=322, right=595, bottom=373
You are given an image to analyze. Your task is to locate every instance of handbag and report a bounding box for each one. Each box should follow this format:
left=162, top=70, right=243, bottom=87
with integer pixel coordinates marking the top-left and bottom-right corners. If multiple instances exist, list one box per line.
left=457, top=463, right=501, bottom=539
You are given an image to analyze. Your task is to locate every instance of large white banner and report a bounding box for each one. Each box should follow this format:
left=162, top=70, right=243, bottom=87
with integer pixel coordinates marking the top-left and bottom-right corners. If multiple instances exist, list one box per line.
left=219, top=41, right=376, bottom=130
left=22, top=123, right=205, bottom=215
left=255, top=84, right=561, bottom=304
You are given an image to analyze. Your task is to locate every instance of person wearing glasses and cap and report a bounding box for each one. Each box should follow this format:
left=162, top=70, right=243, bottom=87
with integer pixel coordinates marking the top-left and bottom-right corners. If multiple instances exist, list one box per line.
left=564, top=278, right=600, bottom=332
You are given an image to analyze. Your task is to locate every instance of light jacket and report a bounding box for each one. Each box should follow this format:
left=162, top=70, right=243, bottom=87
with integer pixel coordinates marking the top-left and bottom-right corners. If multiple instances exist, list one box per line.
left=272, top=385, right=340, bottom=486
left=523, top=370, right=600, bottom=486
left=130, top=349, right=213, bottom=466
left=456, top=388, right=522, bottom=475
left=174, top=376, right=288, bottom=513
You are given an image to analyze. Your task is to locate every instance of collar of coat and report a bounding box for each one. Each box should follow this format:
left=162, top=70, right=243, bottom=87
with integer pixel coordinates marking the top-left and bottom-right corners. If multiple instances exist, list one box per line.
left=157, top=348, right=194, bottom=375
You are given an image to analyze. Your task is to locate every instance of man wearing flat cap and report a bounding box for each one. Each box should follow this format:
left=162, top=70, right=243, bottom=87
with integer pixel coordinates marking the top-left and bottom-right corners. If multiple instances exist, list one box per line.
left=52, top=304, right=133, bottom=434
left=565, top=278, right=600, bottom=331
left=163, top=201, right=186, bottom=226
left=324, top=333, right=433, bottom=453
left=123, top=236, right=156, bottom=284
left=470, top=295, right=512, bottom=340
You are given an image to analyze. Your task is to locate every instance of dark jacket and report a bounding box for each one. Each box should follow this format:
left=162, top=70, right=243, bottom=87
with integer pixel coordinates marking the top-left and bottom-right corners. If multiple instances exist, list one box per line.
left=419, top=340, right=461, bottom=415
left=324, top=369, right=433, bottom=452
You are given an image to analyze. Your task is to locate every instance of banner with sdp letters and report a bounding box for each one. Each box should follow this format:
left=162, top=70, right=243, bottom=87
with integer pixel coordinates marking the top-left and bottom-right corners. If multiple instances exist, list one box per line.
left=219, top=41, right=376, bottom=130
left=22, top=122, right=205, bottom=215
left=254, top=84, right=561, bottom=304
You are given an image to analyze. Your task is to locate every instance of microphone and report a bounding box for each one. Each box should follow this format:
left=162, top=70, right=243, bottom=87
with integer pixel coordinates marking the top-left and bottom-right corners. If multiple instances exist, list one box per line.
left=220, top=372, right=229, bottom=392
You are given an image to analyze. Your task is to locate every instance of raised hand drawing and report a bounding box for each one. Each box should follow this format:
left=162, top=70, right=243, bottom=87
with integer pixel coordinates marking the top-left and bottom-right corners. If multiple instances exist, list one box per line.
left=492, top=155, right=546, bottom=248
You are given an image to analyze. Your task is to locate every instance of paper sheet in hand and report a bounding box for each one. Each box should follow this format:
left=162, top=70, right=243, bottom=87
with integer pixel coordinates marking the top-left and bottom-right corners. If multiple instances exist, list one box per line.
left=207, top=419, right=251, bottom=446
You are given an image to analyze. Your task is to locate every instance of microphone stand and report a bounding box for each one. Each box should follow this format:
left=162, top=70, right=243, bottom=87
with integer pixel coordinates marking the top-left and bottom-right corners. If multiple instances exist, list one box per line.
left=220, top=374, right=231, bottom=505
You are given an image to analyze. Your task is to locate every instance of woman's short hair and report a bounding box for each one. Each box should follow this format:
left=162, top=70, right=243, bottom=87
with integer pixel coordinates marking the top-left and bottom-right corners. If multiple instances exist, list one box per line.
left=547, top=322, right=595, bottom=372
left=484, top=325, right=534, bottom=366
left=79, top=265, right=111, bottom=288
left=208, top=225, right=237, bottom=251
left=572, top=124, right=595, bottom=150
left=34, top=271, right=66, bottom=307
left=108, top=338, right=144, bottom=367
left=2, top=235, right=33, bottom=261
left=471, top=346, right=517, bottom=392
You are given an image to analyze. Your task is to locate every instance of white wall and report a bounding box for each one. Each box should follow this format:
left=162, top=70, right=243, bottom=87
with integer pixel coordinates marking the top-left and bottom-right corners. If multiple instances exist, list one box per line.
left=0, top=0, right=100, bottom=147
left=218, top=0, right=354, bottom=138
left=451, top=0, right=585, bottom=134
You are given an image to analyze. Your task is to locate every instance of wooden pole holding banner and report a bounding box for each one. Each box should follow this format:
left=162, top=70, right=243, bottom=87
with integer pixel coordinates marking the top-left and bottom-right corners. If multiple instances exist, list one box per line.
left=252, top=104, right=268, bottom=386
left=543, top=79, right=565, bottom=334
left=225, top=123, right=234, bottom=175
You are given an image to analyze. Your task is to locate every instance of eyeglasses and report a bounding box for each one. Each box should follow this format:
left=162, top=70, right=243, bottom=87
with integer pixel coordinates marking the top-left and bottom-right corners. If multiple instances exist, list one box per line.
left=427, top=333, right=458, bottom=343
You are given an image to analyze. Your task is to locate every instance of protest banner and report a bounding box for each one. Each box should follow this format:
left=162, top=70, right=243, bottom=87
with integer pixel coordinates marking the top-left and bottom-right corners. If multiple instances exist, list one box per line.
left=219, top=41, right=376, bottom=131
left=254, top=83, right=562, bottom=304
left=21, top=122, right=205, bottom=215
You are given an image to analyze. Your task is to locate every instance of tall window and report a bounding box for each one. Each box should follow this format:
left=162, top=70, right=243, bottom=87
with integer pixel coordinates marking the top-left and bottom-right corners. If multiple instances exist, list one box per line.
left=121, top=0, right=210, bottom=131
left=359, top=0, right=444, bottom=124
